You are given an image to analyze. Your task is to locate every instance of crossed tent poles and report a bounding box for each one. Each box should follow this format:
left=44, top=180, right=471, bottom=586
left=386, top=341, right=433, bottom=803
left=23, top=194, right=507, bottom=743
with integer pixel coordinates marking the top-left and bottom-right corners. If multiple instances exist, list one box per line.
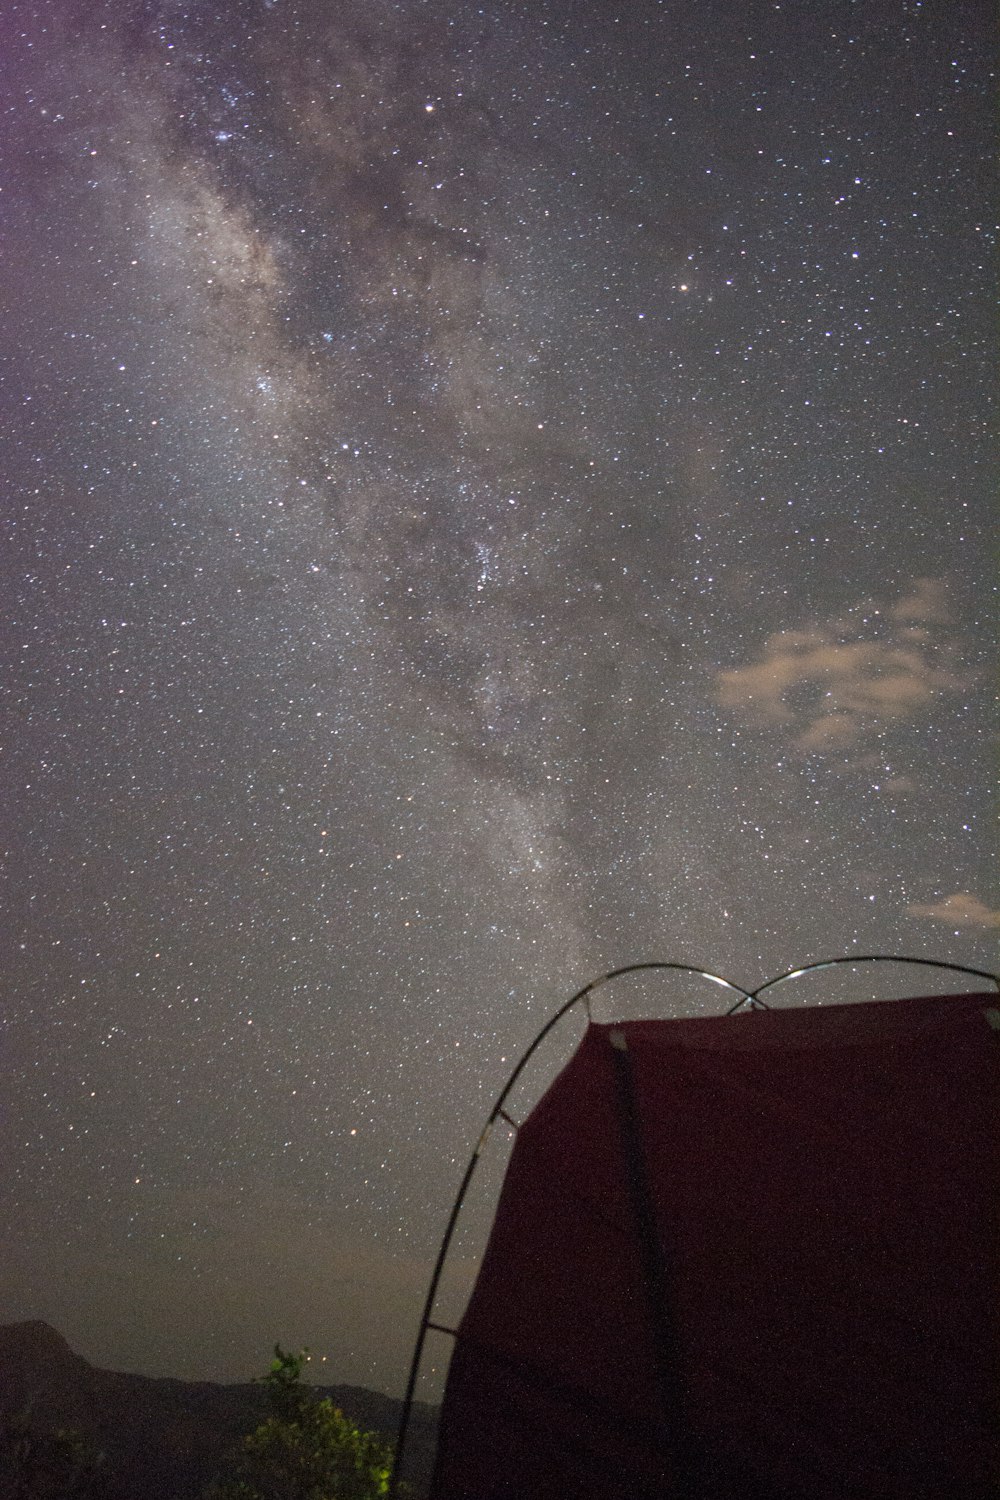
left=387, top=953, right=998, bottom=1496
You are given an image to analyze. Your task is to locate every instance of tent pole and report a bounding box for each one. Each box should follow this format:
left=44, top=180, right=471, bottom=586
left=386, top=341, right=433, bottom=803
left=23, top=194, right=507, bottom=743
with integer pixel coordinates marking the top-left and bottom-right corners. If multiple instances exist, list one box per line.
left=388, top=962, right=748, bottom=1496
left=610, top=1028, right=702, bottom=1500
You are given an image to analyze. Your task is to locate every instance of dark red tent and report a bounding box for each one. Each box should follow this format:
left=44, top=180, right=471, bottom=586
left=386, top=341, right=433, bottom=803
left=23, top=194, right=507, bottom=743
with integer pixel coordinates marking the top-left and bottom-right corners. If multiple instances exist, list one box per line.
left=428, top=993, right=998, bottom=1499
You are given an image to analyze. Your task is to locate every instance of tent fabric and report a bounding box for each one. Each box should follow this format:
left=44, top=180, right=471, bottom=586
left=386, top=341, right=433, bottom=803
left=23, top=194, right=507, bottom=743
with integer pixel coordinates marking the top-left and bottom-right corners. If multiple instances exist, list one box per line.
left=429, top=994, right=999, bottom=1499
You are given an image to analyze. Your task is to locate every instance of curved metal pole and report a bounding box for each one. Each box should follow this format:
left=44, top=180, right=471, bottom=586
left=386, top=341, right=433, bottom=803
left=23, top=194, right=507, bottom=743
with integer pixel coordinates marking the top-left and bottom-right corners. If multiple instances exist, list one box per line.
left=388, top=952, right=998, bottom=1493
left=750, top=954, right=998, bottom=1002
left=388, top=962, right=750, bottom=1496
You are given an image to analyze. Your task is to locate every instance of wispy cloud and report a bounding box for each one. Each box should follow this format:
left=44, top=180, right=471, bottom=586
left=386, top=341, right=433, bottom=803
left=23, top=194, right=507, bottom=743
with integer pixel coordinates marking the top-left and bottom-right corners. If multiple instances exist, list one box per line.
left=890, top=576, right=952, bottom=624
left=714, top=578, right=971, bottom=752
left=907, top=892, right=1000, bottom=928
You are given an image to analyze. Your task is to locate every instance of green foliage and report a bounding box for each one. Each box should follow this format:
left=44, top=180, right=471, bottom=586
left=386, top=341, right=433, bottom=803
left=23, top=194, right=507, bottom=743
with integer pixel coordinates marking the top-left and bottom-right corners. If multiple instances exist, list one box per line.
left=205, top=1346, right=395, bottom=1500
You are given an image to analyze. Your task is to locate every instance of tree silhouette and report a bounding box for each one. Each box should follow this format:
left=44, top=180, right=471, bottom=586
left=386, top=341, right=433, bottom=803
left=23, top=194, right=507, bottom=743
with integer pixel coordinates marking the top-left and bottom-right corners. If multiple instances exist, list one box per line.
left=0, top=1409, right=105, bottom=1499
left=205, top=1347, right=397, bottom=1500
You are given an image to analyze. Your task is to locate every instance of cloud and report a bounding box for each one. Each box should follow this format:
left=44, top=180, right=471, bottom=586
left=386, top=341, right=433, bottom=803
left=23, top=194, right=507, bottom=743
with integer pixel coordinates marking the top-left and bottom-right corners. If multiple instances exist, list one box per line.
left=882, top=774, right=919, bottom=794
left=890, top=576, right=952, bottom=624
left=907, top=892, right=1000, bottom=928
left=714, top=579, right=971, bottom=752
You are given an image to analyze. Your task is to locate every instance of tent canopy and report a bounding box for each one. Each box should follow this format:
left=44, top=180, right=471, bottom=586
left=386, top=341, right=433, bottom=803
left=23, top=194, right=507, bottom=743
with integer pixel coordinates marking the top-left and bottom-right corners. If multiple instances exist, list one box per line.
left=429, top=992, right=998, bottom=1499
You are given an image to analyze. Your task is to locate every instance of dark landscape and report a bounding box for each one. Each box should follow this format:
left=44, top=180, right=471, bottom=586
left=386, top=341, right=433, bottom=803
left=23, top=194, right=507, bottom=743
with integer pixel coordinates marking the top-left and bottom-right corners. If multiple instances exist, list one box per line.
left=0, top=1322, right=437, bottom=1498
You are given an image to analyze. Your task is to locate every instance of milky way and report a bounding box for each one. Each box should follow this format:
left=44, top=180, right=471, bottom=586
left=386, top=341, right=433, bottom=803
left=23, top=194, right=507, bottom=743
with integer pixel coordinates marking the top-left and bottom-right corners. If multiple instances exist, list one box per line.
left=1, top=0, right=995, bottom=1394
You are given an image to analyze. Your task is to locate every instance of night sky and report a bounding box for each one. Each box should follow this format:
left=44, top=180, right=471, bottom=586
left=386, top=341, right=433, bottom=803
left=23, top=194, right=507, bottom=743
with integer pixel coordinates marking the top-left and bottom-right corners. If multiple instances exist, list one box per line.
left=2, top=0, right=995, bottom=1399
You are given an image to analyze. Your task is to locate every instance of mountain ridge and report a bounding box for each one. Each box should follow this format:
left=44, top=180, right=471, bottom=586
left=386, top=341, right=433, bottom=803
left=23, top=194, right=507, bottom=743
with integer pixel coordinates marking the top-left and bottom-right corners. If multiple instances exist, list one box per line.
left=0, top=1320, right=436, bottom=1497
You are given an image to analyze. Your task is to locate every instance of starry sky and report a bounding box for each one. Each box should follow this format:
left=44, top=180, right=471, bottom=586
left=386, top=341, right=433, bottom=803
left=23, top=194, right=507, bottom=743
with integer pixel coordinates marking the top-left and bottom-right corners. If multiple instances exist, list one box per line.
left=1, top=0, right=995, bottom=1399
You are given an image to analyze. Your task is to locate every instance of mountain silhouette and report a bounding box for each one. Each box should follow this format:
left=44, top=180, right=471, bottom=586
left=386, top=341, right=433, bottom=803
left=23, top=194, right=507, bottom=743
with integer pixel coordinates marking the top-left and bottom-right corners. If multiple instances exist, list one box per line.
left=0, top=1321, right=436, bottom=1497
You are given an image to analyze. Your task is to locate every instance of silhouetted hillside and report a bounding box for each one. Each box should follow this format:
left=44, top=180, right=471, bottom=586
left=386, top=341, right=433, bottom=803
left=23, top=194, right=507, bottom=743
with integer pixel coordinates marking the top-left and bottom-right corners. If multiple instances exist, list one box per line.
left=0, top=1321, right=436, bottom=1498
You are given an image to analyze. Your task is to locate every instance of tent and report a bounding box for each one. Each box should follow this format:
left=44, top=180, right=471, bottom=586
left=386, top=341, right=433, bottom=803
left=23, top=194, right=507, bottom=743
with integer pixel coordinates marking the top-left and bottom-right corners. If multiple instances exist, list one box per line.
left=391, top=961, right=999, bottom=1500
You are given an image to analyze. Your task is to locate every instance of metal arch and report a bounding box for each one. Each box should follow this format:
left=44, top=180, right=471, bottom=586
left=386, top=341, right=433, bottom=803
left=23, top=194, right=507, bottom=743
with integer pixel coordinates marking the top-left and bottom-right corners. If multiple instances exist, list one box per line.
left=388, top=962, right=749, bottom=1495
left=387, top=954, right=999, bottom=1494
left=749, top=954, right=998, bottom=1003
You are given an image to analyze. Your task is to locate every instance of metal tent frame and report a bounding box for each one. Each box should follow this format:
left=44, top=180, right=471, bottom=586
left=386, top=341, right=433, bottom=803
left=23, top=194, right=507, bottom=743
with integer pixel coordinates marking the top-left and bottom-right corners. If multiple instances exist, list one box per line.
left=388, top=954, right=998, bottom=1495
